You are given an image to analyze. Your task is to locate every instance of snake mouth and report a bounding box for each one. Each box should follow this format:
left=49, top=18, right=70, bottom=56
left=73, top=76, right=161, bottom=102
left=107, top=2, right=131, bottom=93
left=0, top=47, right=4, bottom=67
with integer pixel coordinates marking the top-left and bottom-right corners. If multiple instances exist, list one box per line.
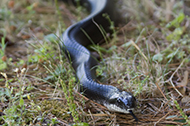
left=105, top=103, right=138, bottom=121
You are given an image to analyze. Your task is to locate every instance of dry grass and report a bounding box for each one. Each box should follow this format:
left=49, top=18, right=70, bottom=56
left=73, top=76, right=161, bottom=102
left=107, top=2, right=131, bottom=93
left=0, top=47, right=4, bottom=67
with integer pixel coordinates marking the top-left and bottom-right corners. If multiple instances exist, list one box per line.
left=0, top=0, right=190, bottom=125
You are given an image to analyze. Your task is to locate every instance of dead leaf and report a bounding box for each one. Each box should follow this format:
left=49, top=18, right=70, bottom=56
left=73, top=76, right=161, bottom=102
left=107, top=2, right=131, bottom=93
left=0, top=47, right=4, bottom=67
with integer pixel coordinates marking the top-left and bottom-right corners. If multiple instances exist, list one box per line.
left=2, top=55, right=7, bottom=62
left=181, top=95, right=190, bottom=104
left=8, top=0, right=14, bottom=8
left=178, top=71, right=189, bottom=95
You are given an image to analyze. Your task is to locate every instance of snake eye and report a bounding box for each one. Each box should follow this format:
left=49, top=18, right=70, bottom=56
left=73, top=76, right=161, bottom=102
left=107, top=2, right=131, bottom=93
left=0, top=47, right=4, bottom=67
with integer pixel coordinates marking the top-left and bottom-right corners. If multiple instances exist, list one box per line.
left=109, top=98, right=118, bottom=104
left=109, top=97, right=123, bottom=104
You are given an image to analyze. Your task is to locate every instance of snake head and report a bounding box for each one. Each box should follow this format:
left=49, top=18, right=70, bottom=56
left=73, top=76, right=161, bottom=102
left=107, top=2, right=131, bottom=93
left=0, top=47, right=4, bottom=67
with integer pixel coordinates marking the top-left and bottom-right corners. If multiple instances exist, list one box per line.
left=106, top=91, right=136, bottom=113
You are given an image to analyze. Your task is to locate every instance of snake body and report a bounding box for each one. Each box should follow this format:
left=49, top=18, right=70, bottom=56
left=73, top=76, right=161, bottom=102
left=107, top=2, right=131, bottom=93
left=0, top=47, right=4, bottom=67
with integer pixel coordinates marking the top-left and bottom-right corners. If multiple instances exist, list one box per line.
left=60, top=0, right=137, bottom=115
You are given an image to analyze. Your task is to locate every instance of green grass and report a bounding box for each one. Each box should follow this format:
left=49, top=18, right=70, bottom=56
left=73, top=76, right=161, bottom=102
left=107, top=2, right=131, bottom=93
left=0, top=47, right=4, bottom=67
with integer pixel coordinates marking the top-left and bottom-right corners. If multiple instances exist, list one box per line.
left=0, top=36, right=7, bottom=70
left=0, top=0, right=190, bottom=125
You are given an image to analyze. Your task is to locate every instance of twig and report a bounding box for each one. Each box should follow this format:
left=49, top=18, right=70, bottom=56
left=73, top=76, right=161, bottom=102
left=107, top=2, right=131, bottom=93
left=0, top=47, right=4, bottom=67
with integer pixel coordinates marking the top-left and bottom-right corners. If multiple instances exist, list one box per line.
left=154, top=110, right=172, bottom=126
left=169, top=59, right=185, bottom=97
left=131, top=40, right=148, bottom=61
left=155, top=82, right=167, bottom=100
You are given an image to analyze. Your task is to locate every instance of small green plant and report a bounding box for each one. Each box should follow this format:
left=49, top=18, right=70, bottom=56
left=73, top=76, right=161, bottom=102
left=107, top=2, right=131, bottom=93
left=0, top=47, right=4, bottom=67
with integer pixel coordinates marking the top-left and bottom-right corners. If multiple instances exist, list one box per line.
left=26, top=3, right=36, bottom=14
left=0, top=71, right=53, bottom=125
left=174, top=100, right=190, bottom=125
left=27, top=34, right=59, bottom=64
left=60, top=72, right=80, bottom=123
left=103, top=13, right=118, bottom=43
left=51, top=117, right=58, bottom=125
left=0, top=8, right=12, bottom=20
left=0, top=36, right=7, bottom=70
left=0, top=71, right=31, bottom=125
left=153, top=13, right=189, bottom=63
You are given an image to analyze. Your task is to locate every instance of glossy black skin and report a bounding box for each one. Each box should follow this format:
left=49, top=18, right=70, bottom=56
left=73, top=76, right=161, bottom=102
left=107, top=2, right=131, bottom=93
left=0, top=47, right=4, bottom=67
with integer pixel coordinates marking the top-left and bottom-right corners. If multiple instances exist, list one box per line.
left=60, top=0, right=137, bottom=113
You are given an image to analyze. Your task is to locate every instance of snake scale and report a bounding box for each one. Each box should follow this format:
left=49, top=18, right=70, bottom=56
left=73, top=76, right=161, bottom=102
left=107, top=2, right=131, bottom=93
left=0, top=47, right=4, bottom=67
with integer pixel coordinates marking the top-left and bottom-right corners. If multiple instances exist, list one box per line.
left=60, top=0, right=137, bottom=120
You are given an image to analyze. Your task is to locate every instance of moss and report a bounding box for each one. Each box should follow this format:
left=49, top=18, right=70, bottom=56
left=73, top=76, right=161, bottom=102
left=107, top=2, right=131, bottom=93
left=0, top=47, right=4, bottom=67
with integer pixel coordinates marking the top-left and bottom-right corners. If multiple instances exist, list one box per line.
left=39, top=100, right=70, bottom=120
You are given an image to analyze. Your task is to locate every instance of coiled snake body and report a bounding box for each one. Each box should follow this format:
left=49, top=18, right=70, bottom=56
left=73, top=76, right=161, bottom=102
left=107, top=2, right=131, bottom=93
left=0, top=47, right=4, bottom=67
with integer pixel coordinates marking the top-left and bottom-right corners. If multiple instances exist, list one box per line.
left=60, top=0, right=137, bottom=118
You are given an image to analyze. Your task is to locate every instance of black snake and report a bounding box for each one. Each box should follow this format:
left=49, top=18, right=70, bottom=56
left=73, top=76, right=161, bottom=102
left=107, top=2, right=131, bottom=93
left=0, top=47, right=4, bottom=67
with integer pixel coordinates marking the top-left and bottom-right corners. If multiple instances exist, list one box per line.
left=60, top=0, right=137, bottom=120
